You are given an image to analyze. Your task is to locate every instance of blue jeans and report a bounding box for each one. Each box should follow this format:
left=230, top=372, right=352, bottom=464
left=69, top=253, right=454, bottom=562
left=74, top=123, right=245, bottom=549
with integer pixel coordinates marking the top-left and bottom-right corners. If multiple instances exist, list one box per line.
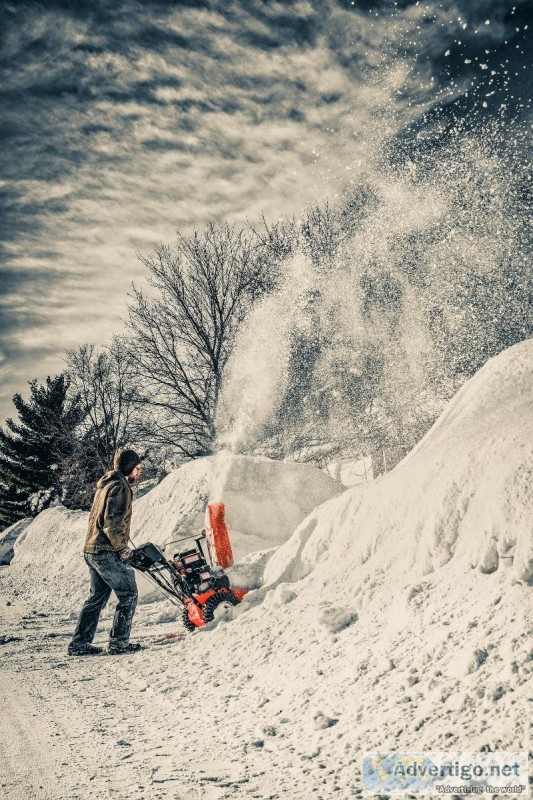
left=70, top=551, right=138, bottom=649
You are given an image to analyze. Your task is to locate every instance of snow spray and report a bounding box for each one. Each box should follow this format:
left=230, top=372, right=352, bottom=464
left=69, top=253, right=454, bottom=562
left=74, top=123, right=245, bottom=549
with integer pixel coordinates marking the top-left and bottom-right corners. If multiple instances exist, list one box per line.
left=214, top=118, right=529, bottom=476
left=210, top=255, right=315, bottom=500
left=210, top=13, right=529, bottom=495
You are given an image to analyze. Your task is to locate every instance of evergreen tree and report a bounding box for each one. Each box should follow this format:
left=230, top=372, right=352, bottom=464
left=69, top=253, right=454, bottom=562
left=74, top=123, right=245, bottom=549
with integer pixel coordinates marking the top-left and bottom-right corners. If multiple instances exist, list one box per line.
left=0, top=375, right=84, bottom=529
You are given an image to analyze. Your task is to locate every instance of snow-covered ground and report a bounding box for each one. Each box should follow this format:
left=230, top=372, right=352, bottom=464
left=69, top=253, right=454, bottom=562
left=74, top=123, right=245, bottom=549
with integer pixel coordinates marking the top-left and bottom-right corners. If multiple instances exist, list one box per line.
left=1, top=341, right=532, bottom=800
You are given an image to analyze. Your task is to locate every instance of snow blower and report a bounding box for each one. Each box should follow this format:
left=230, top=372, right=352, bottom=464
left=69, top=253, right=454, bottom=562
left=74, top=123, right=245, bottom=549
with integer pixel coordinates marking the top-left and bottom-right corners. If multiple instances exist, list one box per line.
left=129, top=502, right=247, bottom=631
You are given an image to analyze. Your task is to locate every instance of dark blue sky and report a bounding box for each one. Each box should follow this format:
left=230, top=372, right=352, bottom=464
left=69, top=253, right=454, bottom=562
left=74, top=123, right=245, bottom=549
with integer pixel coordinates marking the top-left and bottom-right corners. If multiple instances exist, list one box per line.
left=0, top=0, right=530, bottom=423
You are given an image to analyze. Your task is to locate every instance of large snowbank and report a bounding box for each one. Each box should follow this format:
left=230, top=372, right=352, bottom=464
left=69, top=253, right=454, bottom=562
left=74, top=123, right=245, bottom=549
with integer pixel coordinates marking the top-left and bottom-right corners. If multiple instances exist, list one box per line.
left=7, top=454, right=342, bottom=610
left=133, top=451, right=343, bottom=559
left=259, top=338, right=533, bottom=599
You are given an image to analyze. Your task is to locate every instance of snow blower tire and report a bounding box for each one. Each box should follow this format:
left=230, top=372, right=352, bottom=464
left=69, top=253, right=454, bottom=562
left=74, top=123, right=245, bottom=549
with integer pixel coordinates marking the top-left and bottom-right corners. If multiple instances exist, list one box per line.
left=202, top=590, right=239, bottom=624
left=182, top=609, right=197, bottom=632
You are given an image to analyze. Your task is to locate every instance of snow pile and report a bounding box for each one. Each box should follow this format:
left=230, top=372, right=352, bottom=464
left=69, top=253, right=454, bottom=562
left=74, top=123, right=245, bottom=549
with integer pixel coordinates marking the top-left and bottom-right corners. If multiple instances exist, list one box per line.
left=6, top=454, right=342, bottom=610
left=259, top=338, right=533, bottom=600
left=135, top=452, right=342, bottom=560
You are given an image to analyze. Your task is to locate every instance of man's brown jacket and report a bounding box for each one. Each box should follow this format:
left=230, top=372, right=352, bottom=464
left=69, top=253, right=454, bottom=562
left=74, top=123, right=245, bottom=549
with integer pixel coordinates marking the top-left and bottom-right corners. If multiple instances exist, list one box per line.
left=84, top=470, right=133, bottom=554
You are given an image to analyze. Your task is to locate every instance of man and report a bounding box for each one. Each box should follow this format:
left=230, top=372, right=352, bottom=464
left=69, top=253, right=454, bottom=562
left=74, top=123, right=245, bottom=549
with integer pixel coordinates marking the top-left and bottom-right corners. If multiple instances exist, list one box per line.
left=68, top=448, right=142, bottom=656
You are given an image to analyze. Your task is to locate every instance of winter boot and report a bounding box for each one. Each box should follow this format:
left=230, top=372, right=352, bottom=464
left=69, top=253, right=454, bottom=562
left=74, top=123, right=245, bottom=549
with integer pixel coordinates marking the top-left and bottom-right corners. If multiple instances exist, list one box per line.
left=68, top=644, right=104, bottom=656
left=108, top=642, right=142, bottom=655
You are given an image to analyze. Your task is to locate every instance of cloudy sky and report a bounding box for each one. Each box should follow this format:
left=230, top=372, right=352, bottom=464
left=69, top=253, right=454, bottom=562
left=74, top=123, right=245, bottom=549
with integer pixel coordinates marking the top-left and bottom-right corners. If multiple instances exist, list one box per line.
left=0, top=0, right=530, bottom=424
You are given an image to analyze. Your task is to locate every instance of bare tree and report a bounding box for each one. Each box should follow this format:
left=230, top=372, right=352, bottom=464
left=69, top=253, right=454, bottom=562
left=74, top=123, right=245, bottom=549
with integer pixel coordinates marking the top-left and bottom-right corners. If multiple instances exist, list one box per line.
left=252, top=214, right=298, bottom=262
left=65, top=337, right=146, bottom=472
left=127, top=223, right=273, bottom=458
left=253, top=186, right=378, bottom=269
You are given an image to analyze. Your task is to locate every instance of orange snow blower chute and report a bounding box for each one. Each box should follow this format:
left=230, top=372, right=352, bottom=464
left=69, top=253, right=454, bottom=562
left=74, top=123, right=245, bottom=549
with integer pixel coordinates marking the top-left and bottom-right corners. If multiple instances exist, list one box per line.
left=129, top=502, right=247, bottom=631
left=205, top=501, right=234, bottom=569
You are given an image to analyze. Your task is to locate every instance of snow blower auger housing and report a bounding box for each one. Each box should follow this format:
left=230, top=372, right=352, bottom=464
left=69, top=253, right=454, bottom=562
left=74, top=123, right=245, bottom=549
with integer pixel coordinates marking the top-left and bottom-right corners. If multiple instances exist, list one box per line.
left=129, top=503, right=247, bottom=631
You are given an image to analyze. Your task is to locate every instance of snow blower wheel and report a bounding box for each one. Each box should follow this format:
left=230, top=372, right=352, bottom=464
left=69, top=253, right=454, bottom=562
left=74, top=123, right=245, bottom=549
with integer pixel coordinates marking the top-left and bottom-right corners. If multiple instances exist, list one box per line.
left=205, top=502, right=234, bottom=569
left=182, top=609, right=197, bottom=632
left=201, top=590, right=239, bottom=624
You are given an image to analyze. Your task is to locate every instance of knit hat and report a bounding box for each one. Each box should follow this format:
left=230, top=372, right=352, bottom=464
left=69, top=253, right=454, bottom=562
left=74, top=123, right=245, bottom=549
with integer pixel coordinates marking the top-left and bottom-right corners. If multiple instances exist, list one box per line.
left=114, top=448, right=141, bottom=477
